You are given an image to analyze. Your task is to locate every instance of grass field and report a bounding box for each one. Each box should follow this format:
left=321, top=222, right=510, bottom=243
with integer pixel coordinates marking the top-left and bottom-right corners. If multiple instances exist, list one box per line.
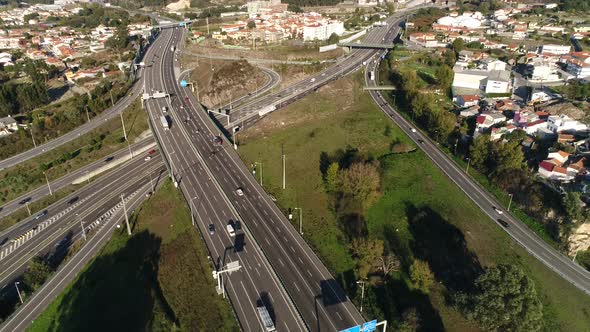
left=0, top=99, right=148, bottom=205
left=28, top=180, right=238, bottom=332
left=237, top=72, right=590, bottom=331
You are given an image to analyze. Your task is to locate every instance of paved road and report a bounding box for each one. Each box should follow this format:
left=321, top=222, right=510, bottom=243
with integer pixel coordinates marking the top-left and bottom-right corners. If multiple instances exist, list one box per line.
left=365, top=54, right=590, bottom=296
left=0, top=169, right=161, bottom=332
left=0, top=138, right=156, bottom=220
left=0, top=28, right=165, bottom=171
left=145, top=27, right=307, bottom=332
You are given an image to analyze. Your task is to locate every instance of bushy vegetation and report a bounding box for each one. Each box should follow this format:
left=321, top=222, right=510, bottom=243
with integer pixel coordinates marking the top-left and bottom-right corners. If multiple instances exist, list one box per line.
left=562, top=0, right=590, bottom=12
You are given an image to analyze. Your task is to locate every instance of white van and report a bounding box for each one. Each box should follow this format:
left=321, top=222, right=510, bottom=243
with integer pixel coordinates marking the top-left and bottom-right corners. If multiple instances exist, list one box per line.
left=226, top=222, right=235, bottom=237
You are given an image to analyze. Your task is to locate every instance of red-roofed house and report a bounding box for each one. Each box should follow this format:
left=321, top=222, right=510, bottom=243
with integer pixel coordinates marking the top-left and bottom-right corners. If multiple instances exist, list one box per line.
left=547, top=150, right=570, bottom=165
left=456, top=95, right=480, bottom=108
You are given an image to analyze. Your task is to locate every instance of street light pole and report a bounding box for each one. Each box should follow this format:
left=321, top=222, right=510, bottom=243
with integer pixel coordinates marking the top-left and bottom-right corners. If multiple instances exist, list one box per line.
left=282, top=151, right=286, bottom=190
left=81, top=220, right=86, bottom=240
left=25, top=201, right=31, bottom=216
left=254, top=162, right=263, bottom=186
left=294, top=207, right=302, bottom=235
left=466, top=158, right=471, bottom=174
left=508, top=193, right=514, bottom=212
left=30, top=126, right=37, bottom=148
left=120, top=112, right=133, bottom=159
left=15, top=282, right=23, bottom=304
left=43, top=171, right=53, bottom=196
left=121, top=194, right=131, bottom=236
left=356, top=280, right=365, bottom=313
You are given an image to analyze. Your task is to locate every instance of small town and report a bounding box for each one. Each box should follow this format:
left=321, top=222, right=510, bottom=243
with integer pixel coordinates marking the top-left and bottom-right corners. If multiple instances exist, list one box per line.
left=1, top=0, right=590, bottom=331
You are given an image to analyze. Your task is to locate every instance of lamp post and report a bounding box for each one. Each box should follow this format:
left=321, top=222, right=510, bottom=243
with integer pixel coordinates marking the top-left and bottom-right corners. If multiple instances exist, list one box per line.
left=507, top=193, right=514, bottom=212
left=254, top=162, right=263, bottom=186
left=356, top=280, right=366, bottom=313
left=30, top=125, right=37, bottom=148
left=466, top=158, right=471, bottom=174
left=43, top=171, right=53, bottom=196
left=15, top=282, right=23, bottom=304
left=293, top=207, right=302, bottom=235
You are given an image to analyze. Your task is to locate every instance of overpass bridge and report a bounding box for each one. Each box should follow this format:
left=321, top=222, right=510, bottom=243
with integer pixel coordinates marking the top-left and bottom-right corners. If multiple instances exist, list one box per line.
left=338, top=42, right=396, bottom=49
left=363, top=86, right=397, bottom=90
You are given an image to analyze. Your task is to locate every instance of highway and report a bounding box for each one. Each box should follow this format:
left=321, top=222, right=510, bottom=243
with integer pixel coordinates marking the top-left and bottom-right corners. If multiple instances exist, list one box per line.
left=364, top=55, right=590, bottom=295
left=144, top=27, right=307, bottom=332
left=0, top=152, right=165, bottom=290
left=0, top=138, right=156, bottom=220
left=0, top=171, right=160, bottom=332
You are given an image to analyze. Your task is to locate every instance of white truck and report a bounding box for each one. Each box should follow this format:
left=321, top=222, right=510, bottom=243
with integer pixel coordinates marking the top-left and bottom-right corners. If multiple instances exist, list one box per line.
left=257, top=305, right=276, bottom=332
left=369, top=71, right=375, bottom=80
left=170, top=45, right=175, bottom=52
left=160, top=115, right=169, bottom=130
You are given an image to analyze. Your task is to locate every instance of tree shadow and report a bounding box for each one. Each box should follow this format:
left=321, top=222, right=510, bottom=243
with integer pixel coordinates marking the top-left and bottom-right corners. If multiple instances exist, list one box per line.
left=45, top=230, right=175, bottom=331
left=405, top=204, right=482, bottom=295
left=318, top=146, right=363, bottom=178
left=377, top=277, right=445, bottom=332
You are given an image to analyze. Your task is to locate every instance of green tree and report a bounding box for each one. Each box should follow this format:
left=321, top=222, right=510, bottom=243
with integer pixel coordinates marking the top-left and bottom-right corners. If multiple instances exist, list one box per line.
left=398, top=308, right=421, bottom=332
left=247, top=20, right=256, bottom=29
left=491, top=140, right=524, bottom=174
left=23, top=256, right=53, bottom=290
left=452, top=38, right=465, bottom=54
left=287, top=4, right=303, bottom=12
left=350, top=238, right=384, bottom=279
left=435, top=65, right=454, bottom=91
left=563, top=192, right=582, bottom=221
left=409, top=259, right=434, bottom=293
left=457, top=264, right=543, bottom=332
left=106, top=25, right=130, bottom=50
left=469, top=135, right=491, bottom=173
left=327, top=32, right=340, bottom=44
left=325, top=162, right=340, bottom=192
left=338, top=162, right=381, bottom=205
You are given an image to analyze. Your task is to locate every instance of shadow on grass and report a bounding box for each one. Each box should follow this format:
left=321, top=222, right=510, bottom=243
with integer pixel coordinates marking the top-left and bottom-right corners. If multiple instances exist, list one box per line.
left=406, top=204, right=482, bottom=295
left=44, top=230, right=175, bottom=331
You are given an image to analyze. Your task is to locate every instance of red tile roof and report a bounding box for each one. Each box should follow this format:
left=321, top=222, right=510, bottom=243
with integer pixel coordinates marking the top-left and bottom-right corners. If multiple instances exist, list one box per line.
left=539, top=160, right=555, bottom=172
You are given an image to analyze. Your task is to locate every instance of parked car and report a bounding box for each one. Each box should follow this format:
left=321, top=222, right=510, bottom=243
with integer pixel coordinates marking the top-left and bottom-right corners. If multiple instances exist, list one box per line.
left=208, top=224, right=215, bottom=235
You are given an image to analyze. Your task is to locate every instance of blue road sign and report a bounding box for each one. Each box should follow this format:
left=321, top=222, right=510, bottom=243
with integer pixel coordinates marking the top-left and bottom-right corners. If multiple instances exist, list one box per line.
left=180, top=80, right=188, bottom=87
left=362, top=320, right=377, bottom=332
left=179, top=22, right=185, bottom=27
left=340, top=326, right=360, bottom=332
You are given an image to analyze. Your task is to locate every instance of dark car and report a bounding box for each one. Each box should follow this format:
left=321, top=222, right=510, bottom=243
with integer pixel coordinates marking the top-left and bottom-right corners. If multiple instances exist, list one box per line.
left=213, top=136, right=223, bottom=145
left=19, top=197, right=31, bottom=205
left=208, top=223, right=215, bottom=235
left=234, top=220, right=242, bottom=230
left=497, top=219, right=509, bottom=228
left=418, top=139, right=425, bottom=144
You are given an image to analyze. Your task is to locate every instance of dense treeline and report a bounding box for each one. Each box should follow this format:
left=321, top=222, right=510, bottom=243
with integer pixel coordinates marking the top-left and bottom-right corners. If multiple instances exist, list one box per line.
left=283, top=0, right=342, bottom=7
left=107, top=0, right=170, bottom=9
left=0, top=82, right=49, bottom=117
left=56, top=4, right=148, bottom=29
left=563, top=0, right=590, bottom=11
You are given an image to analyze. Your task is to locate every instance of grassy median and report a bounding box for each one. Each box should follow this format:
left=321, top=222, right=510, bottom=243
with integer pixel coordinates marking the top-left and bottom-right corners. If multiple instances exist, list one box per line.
left=28, top=179, right=238, bottom=332
left=236, top=72, right=590, bottom=331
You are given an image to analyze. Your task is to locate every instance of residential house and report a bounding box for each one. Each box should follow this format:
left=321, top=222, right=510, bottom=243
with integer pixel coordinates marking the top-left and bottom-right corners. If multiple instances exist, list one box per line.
left=485, top=70, right=511, bottom=94
left=547, top=114, right=588, bottom=133
left=538, top=161, right=572, bottom=180
left=460, top=105, right=480, bottom=118
left=561, top=51, right=590, bottom=78
left=456, top=95, right=480, bottom=108
left=522, top=119, right=547, bottom=135
left=0, top=116, right=17, bottom=136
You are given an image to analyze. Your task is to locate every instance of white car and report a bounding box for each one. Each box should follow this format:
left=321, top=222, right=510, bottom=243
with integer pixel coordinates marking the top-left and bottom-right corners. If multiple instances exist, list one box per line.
left=494, top=207, right=503, bottom=215
left=410, top=128, right=417, bottom=133
left=236, top=188, right=244, bottom=196
left=144, top=156, right=152, bottom=161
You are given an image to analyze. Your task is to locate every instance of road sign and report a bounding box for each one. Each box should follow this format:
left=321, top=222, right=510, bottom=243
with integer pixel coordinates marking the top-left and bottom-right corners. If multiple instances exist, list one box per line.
left=362, top=320, right=377, bottom=332
left=180, top=80, right=188, bottom=87
left=179, top=22, right=185, bottom=27
left=340, top=326, right=360, bottom=332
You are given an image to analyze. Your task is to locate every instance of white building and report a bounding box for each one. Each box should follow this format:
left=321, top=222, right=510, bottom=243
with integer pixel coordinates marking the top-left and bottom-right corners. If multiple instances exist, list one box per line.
left=302, top=20, right=344, bottom=41
left=480, top=58, right=507, bottom=71
left=452, top=69, right=511, bottom=94
left=531, top=64, right=560, bottom=81
left=547, top=114, right=588, bottom=133
left=485, top=70, right=511, bottom=94
left=541, top=44, right=571, bottom=55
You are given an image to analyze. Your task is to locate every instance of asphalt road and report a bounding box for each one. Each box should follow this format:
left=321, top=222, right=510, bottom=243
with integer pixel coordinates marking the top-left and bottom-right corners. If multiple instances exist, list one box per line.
left=144, top=27, right=307, bottom=332
left=0, top=137, right=156, bottom=220
left=364, top=54, right=590, bottom=296
left=0, top=28, right=164, bottom=172
left=0, top=174, right=160, bottom=332
left=0, top=153, right=165, bottom=287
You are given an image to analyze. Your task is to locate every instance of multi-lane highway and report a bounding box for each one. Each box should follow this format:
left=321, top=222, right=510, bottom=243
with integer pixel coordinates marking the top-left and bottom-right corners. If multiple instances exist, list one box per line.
left=0, top=153, right=165, bottom=289
left=0, top=168, right=161, bottom=332
left=0, top=138, right=156, bottom=220
left=144, top=27, right=307, bottom=332
left=364, top=54, right=590, bottom=295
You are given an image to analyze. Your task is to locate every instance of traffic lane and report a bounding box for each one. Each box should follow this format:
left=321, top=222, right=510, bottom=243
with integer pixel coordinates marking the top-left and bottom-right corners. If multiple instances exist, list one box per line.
left=0, top=138, right=157, bottom=220
left=0, top=162, right=165, bottom=290
left=146, top=77, right=305, bottom=331
left=365, top=76, right=590, bottom=293
left=153, top=42, right=307, bottom=330
left=0, top=152, right=163, bottom=243
left=0, top=181, right=156, bottom=332
left=169, top=56, right=360, bottom=330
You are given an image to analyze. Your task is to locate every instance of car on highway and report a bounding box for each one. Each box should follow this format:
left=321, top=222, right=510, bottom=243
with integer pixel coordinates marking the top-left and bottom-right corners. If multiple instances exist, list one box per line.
left=208, top=223, right=215, bottom=235
left=226, top=222, right=235, bottom=237
left=35, top=210, right=48, bottom=220
left=236, top=188, right=244, bottom=196
left=144, top=155, right=152, bottom=161
left=213, top=136, right=223, bottom=145
left=162, top=106, right=167, bottom=113
left=418, top=139, right=425, bottom=144
left=494, top=207, right=503, bottom=214
left=19, top=197, right=31, bottom=205
left=410, top=128, right=417, bottom=133
left=497, top=219, right=509, bottom=227
left=234, top=220, right=242, bottom=230
left=148, top=149, right=156, bottom=155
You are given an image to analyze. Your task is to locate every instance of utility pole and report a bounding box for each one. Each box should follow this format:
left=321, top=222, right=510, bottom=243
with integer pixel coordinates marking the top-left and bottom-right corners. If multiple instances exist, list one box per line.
left=81, top=220, right=86, bottom=240
left=43, top=171, right=53, bottom=196
left=121, top=194, right=131, bottom=235
left=294, top=207, right=302, bottom=235
left=30, top=125, right=37, bottom=148
left=109, top=89, right=115, bottom=107
left=85, top=105, right=90, bottom=123
left=149, top=172, right=154, bottom=193
left=282, top=152, right=286, bottom=190
left=466, top=158, right=471, bottom=174
left=120, top=112, right=133, bottom=158
left=254, top=162, right=263, bottom=186
left=206, top=17, right=210, bottom=35
left=15, top=282, right=23, bottom=304
left=507, top=193, right=514, bottom=212
left=25, top=201, right=31, bottom=216
left=356, top=280, right=366, bottom=313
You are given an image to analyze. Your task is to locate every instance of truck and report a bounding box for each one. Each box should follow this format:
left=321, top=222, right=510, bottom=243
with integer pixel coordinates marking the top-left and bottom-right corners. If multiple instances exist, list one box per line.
left=257, top=305, right=276, bottom=332
left=160, top=115, right=169, bottom=130
left=369, top=71, right=375, bottom=80
left=170, top=45, right=175, bottom=52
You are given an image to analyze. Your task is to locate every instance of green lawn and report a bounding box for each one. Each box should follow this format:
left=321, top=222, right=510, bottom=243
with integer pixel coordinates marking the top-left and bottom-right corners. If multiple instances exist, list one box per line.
left=28, top=180, right=238, bottom=332
left=0, top=99, right=147, bottom=205
left=237, top=72, right=590, bottom=331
